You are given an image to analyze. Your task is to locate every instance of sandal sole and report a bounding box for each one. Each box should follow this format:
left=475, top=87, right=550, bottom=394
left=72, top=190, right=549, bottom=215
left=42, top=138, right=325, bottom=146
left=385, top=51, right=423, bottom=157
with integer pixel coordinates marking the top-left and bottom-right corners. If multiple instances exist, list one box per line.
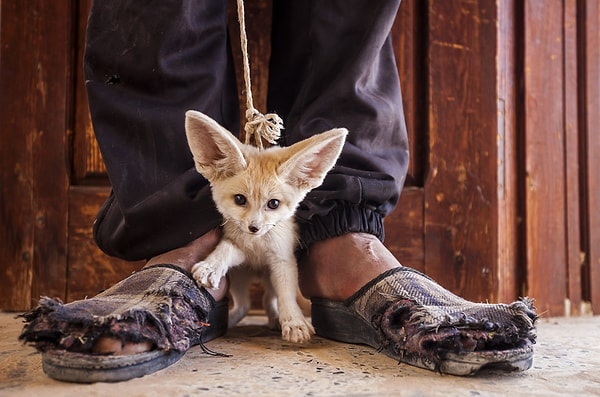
left=42, top=299, right=229, bottom=383
left=311, top=298, right=534, bottom=376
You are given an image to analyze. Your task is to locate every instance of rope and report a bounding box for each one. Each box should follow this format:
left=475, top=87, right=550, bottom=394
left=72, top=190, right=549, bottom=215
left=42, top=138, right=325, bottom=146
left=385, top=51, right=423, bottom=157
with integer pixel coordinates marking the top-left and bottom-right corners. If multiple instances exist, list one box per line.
left=236, top=0, right=283, bottom=149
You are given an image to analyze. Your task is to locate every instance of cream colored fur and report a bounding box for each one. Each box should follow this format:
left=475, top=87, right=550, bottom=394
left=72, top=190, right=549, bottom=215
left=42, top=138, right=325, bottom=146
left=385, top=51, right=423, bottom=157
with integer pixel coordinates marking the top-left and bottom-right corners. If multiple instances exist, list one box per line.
left=185, top=110, right=347, bottom=343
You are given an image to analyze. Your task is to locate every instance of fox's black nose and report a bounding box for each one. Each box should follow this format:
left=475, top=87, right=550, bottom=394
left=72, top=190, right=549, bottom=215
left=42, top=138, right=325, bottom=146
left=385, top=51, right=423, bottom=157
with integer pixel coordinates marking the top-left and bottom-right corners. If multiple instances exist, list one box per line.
left=248, top=225, right=259, bottom=233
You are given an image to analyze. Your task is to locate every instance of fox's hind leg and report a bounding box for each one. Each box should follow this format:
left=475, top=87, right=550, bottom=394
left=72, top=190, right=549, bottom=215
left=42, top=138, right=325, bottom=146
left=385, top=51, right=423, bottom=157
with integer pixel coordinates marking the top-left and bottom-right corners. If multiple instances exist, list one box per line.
left=262, top=279, right=280, bottom=330
left=227, top=266, right=253, bottom=328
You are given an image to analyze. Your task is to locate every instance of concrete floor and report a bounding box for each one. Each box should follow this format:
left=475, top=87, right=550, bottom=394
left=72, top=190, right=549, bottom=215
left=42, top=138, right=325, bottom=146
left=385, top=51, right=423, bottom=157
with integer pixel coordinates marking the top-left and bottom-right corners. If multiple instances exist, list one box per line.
left=1, top=312, right=599, bottom=397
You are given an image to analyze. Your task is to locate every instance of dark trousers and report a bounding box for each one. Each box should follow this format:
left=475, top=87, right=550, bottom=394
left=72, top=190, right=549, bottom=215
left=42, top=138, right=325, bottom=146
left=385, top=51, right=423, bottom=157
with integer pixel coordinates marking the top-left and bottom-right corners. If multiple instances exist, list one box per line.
left=86, top=0, right=409, bottom=261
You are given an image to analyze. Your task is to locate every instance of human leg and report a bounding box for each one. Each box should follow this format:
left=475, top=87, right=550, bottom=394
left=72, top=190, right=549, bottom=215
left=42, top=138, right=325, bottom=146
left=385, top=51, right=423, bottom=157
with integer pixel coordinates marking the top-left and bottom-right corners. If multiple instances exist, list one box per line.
left=20, top=0, right=236, bottom=382
left=268, top=0, right=537, bottom=375
left=268, top=0, right=408, bottom=297
left=87, top=0, right=239, bottom=261
left=269, top=1, right=408, bottom=245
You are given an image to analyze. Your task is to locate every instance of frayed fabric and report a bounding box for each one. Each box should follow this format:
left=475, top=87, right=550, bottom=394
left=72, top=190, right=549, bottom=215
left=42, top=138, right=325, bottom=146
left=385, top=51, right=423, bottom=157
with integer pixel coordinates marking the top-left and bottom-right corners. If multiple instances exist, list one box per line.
left=351, top=268, right=537, bottom=371
left=19, top=265, right=218, bottom=354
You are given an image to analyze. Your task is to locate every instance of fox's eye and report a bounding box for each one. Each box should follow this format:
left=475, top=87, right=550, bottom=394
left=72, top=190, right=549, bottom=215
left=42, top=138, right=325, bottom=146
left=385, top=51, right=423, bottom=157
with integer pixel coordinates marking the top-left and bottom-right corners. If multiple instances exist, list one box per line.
left=234, top=194, right=247, bottom=206
left=267, top=199, right=280, bottom=210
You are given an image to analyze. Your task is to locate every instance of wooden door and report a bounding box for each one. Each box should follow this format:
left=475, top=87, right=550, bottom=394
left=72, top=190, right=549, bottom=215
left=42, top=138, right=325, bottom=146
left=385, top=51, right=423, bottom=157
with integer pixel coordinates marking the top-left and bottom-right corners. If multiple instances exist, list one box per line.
left=2, top=0, right=599, bottom=317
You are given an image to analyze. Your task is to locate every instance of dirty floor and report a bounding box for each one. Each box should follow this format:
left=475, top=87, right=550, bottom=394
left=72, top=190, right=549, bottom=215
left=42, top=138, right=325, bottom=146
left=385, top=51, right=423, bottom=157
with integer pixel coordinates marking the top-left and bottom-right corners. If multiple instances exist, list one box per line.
left=1, top=312, right=599, bottom=397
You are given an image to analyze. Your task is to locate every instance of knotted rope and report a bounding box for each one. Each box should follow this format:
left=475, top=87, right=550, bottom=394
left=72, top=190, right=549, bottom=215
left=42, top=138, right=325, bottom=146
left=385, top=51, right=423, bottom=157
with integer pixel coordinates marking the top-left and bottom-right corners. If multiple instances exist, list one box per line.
left=236, top=0, right=283, bottom=149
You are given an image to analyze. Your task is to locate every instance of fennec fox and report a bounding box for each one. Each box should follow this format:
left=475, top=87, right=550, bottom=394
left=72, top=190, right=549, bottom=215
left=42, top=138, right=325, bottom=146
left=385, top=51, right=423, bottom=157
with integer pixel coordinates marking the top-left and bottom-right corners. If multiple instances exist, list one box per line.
left=185, top=110, right=347, bottom=343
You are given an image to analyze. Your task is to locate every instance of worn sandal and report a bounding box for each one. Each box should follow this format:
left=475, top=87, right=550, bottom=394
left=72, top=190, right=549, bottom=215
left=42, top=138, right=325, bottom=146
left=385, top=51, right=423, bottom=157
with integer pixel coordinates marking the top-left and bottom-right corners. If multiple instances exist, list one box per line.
left=19, top=264, right=228, bottom=383
left=311, top=267, right=537, bottom=376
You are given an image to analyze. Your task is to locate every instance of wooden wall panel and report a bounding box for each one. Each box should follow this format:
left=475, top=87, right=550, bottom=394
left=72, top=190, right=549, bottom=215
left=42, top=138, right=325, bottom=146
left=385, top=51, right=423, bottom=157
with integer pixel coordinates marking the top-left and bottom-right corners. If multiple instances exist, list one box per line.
left=582, top=0, right=600, bottom=314
left=425, top=0, right=502, bottom=302
left=0, top=1, right=73, bottom=310
left=227, top=0, right=272, bottom=141
left=563, top=0, right=582, bottom=315
left=522, top=1, right=568, bottom=316
left=2, top=0, right=598, bottom=315
left=392, top=0, right=427, bottom=186
left=72, top=0, right=107, bottom=183
left=67, top=187, right=144, bottom=301
left=386, top=0, right=427, bottom=272
left=496, top=0, right=520, bottom=302
left=384, top=188, right=424, bottom=272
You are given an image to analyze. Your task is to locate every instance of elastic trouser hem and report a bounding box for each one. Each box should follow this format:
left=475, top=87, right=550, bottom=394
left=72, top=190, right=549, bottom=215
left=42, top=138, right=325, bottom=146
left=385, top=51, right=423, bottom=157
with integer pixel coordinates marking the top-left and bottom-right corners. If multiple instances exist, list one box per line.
left=297, top=204, right=384, bottom=253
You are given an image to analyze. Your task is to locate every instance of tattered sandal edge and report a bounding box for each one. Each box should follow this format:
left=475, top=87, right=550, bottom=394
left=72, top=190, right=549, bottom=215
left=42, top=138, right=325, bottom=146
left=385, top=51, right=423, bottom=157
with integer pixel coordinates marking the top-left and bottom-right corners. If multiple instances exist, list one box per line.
left=20, top=264, right=229, bottom=383
left=311, top=268, right=537, bottom=377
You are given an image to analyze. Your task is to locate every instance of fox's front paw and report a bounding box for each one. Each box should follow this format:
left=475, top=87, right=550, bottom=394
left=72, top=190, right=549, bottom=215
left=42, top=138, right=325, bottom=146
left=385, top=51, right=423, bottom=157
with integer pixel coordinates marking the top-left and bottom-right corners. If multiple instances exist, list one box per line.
left=191, top=260, right=226, bottom=289
left=281, top=316, right=315, bottom=344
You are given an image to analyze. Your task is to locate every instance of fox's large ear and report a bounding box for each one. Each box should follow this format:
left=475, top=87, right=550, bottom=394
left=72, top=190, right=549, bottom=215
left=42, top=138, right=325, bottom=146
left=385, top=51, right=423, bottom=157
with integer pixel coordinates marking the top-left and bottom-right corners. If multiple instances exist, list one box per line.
left=279, top=128, right=347, bottom=191
left=185, top=110, right=247, bottom=181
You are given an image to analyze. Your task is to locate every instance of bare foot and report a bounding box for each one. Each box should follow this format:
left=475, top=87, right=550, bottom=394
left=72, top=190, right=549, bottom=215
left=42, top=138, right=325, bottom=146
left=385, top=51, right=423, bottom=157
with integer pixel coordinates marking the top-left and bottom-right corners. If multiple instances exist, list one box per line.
left=299, top=232, right=401, bottom=301
left=91, top=337, right=154, bottom=355
left=93, top=229, right=227, bottom=355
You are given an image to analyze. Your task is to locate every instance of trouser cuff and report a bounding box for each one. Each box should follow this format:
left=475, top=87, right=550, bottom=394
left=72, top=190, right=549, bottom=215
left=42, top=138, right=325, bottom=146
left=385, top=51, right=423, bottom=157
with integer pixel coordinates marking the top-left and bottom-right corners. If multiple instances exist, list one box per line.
left=297, top=204, right=384, bottom=251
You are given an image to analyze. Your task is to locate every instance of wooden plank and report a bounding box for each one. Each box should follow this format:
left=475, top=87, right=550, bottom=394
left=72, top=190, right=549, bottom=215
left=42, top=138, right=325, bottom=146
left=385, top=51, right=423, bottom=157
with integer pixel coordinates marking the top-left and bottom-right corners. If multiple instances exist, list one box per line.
left=384, top=188, right=424, bottom=272
left=227, top=0, right=272, bottom=141
left=522, top=0, right=567, bottom=316
left=0, top=1, right=72, bottom=310
left=67, top=186, right=144, bottom=302
left=425, top=0, right=501, bottom=302
left=72, top=0, right=107, bottom=183
left=0, top=2, right=34, bottom=310
left=582, top=0, right=600, bottom=314
left=392, top=0, right=427, bottom=186
left=563, top=0, right=582, bottom=315
left=387, top=1, right=427, bottom=273
left=496, top=0, right=520, bottom=302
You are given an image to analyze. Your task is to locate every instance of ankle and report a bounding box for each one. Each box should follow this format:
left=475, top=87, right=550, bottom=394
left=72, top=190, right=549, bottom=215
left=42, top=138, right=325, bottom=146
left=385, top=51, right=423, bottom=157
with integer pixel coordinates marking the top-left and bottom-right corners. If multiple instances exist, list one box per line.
left=146, top=229, right=221, bottom=272
left=299, top=233, right=401, bottom=301
left=145, top=228, right=228, bottom=301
